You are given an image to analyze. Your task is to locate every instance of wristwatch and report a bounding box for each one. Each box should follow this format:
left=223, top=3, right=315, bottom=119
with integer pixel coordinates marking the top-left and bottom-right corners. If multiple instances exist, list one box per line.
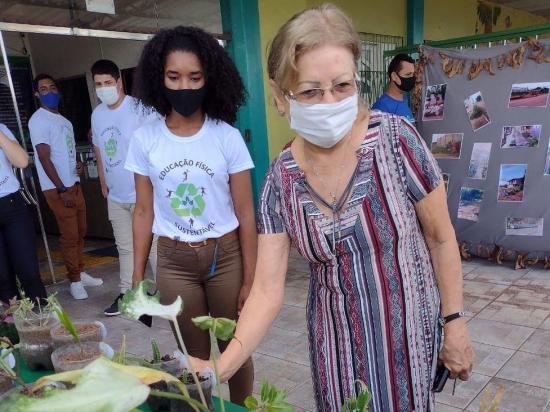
left=56, top=186, right=68, bottom=194
left=438, top=311, right=466, bottom=327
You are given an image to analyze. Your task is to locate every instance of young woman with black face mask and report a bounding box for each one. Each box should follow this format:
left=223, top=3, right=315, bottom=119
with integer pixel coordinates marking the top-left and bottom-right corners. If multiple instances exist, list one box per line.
left=126, top=26, right=255, bottom=404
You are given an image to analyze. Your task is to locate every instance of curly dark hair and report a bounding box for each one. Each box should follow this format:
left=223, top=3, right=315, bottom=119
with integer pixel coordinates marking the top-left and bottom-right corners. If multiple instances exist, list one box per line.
left=132, top=26, right=246, bottom=124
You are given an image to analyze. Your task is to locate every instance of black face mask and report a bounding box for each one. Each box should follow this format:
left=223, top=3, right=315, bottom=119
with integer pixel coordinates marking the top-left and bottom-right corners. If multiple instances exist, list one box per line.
left=395, top=74, right=416, bottom=92
left=163, top=86, right=206, bottom=117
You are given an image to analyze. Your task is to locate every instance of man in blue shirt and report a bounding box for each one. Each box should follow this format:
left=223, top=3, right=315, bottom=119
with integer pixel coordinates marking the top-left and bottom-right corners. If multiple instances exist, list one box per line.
left=372, top=53, right=416, bottom=123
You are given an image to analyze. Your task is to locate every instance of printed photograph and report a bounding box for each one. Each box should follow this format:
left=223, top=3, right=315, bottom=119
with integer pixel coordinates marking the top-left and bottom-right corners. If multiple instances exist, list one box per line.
left=545, top=141, right=550, bottom=175
left=508, top=82, right=550, bottom=108
left=505, top=217, right=544, bottom=236
left=431, top=133, right=463, bottom=159
left=500, top=125, right=541, bottom=148
left=467, top=143, right=492, bottom=180
left=442, top=173, right=449, bottom=195
left=423, top=83, right=446, bottom=121
left=498, top=164, right=527, bottom=202
left=464, top=91, right=491, bottom=131
left=458, top=187, right=484, bottom=222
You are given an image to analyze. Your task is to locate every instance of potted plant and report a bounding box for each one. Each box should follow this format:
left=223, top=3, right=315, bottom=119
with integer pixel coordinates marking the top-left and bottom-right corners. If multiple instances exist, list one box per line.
left=48, top=296, right=112, bottom=373
left=0, top=302, right=18, bottom=345
left=119, top=280, right=213, bottom=411
left=50, top=320, right=106, bottom=350
left=0, top=356, right=201, bottom=412
left=9, top=297, right=58, bottom=370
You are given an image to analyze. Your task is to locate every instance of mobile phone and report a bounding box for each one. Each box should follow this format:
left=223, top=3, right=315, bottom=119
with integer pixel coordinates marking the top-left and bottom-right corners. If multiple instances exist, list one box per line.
left=432, top=364, right=450, bottom=392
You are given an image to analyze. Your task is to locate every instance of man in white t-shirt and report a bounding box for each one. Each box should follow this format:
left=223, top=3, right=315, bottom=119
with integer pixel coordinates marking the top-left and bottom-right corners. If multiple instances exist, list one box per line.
left=90, top=60, right=158, bottom=316
left=29, top=73, right=103, bottom=300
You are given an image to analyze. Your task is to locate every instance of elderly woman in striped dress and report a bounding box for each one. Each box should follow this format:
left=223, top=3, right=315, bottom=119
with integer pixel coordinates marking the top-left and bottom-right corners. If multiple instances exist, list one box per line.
left=192, top=4, right=474, bottom=411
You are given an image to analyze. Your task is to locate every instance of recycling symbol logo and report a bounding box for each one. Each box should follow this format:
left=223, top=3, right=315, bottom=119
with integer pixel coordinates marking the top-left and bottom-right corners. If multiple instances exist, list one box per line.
left=65, top=135, right=75, bottom=153
left=170, top=183, right=206, bottom=217
left=105, top=137, right=117, bottom=157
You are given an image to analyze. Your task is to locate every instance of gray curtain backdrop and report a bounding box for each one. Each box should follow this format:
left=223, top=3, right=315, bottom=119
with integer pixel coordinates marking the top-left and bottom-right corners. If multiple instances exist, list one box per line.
left=418, top=40, right=550, bottom=255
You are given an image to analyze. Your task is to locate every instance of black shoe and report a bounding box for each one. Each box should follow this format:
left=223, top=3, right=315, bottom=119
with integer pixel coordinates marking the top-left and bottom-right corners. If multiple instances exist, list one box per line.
left=104, top=294, right=124, bottom=316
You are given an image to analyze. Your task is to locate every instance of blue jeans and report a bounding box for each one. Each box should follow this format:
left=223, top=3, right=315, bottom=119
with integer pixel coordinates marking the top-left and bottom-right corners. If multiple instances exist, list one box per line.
left=0, top=191, right=47, bottom=303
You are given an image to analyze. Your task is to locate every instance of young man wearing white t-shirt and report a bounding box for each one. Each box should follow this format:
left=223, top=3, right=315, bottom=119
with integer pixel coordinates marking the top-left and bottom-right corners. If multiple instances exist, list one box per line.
left=0, top=123, right=47, bottom=304
left=90, top=60, right=158, bottom=316
left=29, top=74, right=103, bottom=300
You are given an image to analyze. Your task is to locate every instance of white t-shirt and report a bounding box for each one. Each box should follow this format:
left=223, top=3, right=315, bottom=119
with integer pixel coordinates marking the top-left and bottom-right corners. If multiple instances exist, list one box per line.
left=92, top=96, right=158, bottom=204
left=29, top=108, right=79, bottom=191
left=0, top=124, right=22, bottom=198
left=125, top=117, right=254, bottom=241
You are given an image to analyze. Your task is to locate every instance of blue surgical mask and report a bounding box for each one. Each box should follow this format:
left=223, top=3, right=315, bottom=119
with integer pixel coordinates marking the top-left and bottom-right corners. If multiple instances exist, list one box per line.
left=39, top=92, right=61, bottom=109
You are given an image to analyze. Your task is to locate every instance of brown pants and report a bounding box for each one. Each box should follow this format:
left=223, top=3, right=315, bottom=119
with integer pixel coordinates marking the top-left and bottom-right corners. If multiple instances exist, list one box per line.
left=43, top=184, right=86, bottom=282
left=156, top=231, right=254, bottom=406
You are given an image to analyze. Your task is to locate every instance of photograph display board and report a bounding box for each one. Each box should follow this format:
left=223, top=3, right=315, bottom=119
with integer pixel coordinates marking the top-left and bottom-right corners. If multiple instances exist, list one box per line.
left=418, top=40, right=550, bottom=255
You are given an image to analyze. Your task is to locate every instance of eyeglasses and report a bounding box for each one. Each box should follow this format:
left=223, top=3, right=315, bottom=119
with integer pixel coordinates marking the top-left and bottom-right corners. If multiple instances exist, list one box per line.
left=287, top=78, right=359, bottom=104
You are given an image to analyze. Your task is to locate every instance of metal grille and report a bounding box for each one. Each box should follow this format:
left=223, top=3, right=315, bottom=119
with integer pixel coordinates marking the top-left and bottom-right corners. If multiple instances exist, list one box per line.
left=358, top=33, right=404, bottom=107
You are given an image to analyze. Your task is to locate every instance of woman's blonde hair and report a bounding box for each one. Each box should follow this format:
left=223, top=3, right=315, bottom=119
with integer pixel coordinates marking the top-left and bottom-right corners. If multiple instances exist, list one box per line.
left=267, top=4, right=361, bottom=91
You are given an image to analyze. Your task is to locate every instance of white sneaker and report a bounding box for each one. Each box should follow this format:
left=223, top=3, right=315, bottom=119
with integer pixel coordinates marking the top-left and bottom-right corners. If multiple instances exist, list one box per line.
left=80, top=272, right=103, bottom=287
left=70, top=281, right=88, bottom=300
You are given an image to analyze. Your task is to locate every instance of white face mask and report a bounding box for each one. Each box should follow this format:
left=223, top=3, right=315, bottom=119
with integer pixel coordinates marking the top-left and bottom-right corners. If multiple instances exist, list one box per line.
left=289, top=93, right=358, bottom=149
left=96, top=86, right=119, bottom=106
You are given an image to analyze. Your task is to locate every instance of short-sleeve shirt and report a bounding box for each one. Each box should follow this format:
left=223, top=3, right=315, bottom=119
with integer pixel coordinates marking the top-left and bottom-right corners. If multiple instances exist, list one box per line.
left=28, top=108, right=79, bottom=191
left=125, top=117, right=254, bottom=241
left=91, top=95, right=159, bottom=204
left=0, top=123, right=22, bottom=198
left=372, top=93, right=415, bottom=124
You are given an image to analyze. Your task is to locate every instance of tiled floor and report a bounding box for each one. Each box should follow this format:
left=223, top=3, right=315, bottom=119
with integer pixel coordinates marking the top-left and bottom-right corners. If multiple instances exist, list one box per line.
left=46, top=245, right=550, bottom=412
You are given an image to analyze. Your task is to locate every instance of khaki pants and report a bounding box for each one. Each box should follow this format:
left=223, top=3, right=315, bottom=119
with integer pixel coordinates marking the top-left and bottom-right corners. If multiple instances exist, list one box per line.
left=43, top=184, right=86, bottom=282
left=107, top=199, right=157, bottom=293
left=156, top=231, right=254, bottom=406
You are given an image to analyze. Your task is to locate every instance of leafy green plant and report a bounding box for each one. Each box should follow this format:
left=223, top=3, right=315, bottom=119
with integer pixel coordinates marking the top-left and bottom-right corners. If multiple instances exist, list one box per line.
left=244, top=379, right=293, bottom=412
left=0, top=357, right=202, bottom=412
left=192, top=315, right=238, bottom=412
left=151, top=338, right=162, bottom=364
left=0, top=336, right=24, bottom=389
left=9, top=296, right=55, bottom=327
left=119, top=280, right=208, bottom=409
left=47, top=295, right=80, bottom=344
left=341, top=381, right=372, bottom=412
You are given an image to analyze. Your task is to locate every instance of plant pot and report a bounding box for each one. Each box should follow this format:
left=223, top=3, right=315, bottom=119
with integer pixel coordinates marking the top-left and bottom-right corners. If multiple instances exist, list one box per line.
left=14, top=314, right=59, bottom=370
left=147, top=356, right=184, bottom=412
left=50, top=341, right=113, bottom=373
left=50, top=321, right=107, bottom=349
left=169, top=373, right=214, bottom=412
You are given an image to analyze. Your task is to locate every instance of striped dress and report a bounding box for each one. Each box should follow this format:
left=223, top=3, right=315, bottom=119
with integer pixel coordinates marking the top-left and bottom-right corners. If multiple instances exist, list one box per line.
left=257, top=112, right=443, bottom=411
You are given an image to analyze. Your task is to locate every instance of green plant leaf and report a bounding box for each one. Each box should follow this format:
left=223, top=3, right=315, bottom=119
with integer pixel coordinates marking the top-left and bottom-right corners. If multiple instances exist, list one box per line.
left=49, top=296, right=80, bottom=344
left=191, top=316, right=236, bottom=341
left=119, top=280, right=182, bottom=321
left=151, top=338, right=161, bottom=364
left=244, top=396, right=259, bottom=410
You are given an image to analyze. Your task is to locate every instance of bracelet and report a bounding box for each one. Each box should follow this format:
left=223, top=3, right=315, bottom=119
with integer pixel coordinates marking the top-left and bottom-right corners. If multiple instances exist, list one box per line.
left=232, top=335, right=243, bottom=348
left=438, top=311, right=466, bottom=327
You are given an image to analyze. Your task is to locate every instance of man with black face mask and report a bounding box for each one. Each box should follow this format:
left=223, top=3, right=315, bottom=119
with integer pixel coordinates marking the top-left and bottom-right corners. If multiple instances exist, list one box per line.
left=372, top=53, right=416, bottom=123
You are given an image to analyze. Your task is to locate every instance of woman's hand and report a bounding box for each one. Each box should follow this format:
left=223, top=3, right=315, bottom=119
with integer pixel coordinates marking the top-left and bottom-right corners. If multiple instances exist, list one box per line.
left=439, top=319, right=475, bottom=380
left=187, top=356, right=215, bottom=376
left=237, top=282, right=252, bottom=312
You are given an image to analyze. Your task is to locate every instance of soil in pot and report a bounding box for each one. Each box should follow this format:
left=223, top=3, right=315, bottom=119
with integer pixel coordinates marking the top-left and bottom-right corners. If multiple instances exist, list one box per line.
left=147, top=355, right=183, bottom=412
left=14, top=315, right=59, bottom=370
left=169, top=372, right=214, bottom=412
left=50, top=321, right=104, bottom=349
left=50, top=341, right=105, bottom=373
